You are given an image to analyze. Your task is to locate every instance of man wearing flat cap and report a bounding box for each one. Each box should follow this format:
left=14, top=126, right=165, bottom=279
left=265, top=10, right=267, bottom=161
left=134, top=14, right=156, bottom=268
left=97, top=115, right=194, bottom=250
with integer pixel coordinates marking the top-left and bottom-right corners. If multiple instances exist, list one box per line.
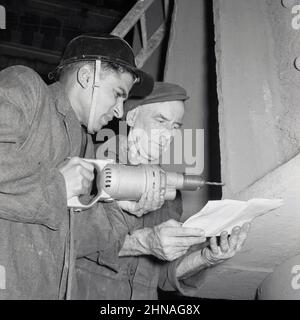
left=0, top=34, right=154, bottom=299
left=74, top=82, right=250, bottom=299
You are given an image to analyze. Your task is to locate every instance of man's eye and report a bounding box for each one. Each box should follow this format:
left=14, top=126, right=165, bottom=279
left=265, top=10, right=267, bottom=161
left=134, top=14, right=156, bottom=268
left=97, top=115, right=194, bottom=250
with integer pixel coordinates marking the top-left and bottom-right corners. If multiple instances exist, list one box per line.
left=114, top=91, right=121, bottom=99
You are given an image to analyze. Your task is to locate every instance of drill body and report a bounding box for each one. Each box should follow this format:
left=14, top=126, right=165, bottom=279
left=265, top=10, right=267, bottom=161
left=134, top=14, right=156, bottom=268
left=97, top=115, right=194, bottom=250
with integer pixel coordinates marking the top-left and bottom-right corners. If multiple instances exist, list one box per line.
left=67, top=159, right=220, bottom=210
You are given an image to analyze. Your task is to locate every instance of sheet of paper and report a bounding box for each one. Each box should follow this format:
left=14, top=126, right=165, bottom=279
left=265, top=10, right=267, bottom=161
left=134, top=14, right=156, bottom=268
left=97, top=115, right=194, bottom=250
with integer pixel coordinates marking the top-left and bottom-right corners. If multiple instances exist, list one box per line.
left=182, top=198, right=284, bottom=237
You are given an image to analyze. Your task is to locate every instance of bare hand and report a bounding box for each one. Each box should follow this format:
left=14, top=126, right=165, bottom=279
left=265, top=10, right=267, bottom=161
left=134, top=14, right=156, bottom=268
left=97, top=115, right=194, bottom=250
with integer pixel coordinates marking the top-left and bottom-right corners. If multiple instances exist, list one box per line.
left=176, top=222, right=251, bottom=279
left=147, top=219, right=206, bottom=261
left=58, top=157, right=94, bottom=200
left=201, top=222, right=251, bottom=266
left=117, top=187, right=165, bottom=217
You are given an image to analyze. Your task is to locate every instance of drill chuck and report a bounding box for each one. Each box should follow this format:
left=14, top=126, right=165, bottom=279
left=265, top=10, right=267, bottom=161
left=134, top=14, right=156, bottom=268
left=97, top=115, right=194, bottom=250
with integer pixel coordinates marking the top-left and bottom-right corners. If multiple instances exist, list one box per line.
left=182, top=175, right=207, bottom=190
left=165, top=172, right=206, bottom=190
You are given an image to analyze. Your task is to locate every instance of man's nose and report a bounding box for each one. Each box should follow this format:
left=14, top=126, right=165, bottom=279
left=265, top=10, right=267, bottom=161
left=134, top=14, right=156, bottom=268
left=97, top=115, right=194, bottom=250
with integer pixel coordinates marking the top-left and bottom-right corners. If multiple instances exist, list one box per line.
left=163, top=126, right=173, bottom=138
left=160, top=130, right=172, bottom=145
left=113, top=102, right=124, bottom=119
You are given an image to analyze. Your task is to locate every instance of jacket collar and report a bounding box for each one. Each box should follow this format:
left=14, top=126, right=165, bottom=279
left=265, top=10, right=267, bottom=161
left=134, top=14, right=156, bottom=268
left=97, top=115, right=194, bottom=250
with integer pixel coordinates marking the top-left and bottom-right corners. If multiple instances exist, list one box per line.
left=49, top=82, right=74, bottom=117
left=49, top=81, right=83, bottom=157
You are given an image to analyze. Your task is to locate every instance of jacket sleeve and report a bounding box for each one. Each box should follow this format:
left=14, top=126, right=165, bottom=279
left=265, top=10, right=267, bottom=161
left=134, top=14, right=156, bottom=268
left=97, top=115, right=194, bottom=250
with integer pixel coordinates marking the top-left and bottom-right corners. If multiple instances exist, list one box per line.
left=158, top=254, right=208, bottom=297
left=156, top=193, right=206, bottom=296
left=0, top=66, right=68, bottom=230
left=74, top=201, right=131, bottom=270
left=142, top=191, right=183, bottom=228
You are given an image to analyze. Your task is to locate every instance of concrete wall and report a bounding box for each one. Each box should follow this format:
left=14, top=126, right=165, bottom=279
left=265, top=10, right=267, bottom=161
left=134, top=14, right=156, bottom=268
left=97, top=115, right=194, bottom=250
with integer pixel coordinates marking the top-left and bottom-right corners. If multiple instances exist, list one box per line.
left=215, top=0, right=300, bottom=197
left=196, top=0, right=300, bottom=299
left=191, top=154, right=300, bottom=299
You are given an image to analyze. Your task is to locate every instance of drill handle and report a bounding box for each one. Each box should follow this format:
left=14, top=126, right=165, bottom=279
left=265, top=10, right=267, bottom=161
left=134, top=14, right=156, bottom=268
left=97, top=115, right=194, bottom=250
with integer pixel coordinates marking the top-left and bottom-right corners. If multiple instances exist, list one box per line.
left=67, top=159, right=114, bottom=211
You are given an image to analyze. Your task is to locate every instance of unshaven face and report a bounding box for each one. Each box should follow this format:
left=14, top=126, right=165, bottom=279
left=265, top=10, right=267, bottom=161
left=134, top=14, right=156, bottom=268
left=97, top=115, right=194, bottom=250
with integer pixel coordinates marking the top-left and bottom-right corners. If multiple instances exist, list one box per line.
left=128, top=100, right=185, bottom=163
left=88, top=71, right=134, bottom=133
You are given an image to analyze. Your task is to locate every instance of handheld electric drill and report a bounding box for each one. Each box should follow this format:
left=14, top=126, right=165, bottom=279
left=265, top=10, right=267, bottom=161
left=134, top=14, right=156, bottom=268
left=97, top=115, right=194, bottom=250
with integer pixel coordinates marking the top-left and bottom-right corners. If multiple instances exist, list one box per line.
left=67, top=159, right=224, bottom=211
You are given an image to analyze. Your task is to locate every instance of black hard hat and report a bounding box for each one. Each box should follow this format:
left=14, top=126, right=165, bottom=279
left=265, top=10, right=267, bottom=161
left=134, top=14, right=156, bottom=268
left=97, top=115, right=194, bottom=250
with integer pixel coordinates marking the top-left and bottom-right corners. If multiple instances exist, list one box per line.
left=53, top=34, right=154, bottom=97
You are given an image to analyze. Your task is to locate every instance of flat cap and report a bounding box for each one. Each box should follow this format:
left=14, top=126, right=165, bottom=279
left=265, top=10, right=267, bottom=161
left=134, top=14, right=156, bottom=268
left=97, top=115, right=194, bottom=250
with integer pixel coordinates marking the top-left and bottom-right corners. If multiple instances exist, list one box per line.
left=124, top=81, right=189, bottom=114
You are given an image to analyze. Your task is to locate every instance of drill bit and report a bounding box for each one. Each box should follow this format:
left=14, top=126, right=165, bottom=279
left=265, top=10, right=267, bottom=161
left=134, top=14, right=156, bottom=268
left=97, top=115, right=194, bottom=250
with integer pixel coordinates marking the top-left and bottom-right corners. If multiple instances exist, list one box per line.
left=182, top=175, right=225, bottom=190
left=205, top=181, right=225, bottom=186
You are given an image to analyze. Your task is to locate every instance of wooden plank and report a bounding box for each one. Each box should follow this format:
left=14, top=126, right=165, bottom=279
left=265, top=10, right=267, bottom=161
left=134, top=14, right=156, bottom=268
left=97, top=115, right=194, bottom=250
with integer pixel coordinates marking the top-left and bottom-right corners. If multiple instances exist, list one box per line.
left=135, top=22, right=166, bottom=68
left=163, top=0, right=170, bottom=19
left=0, top=42, right=60, bottom=64
left=111, top=0, right=155, bottom=38
left=140, top=13, right=148, bottom=49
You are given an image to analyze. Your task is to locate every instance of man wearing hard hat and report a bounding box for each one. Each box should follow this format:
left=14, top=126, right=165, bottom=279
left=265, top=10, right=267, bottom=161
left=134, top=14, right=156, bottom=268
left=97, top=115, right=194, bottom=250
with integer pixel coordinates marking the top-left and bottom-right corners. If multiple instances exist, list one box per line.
left=0, top=34, right=154, bottom=299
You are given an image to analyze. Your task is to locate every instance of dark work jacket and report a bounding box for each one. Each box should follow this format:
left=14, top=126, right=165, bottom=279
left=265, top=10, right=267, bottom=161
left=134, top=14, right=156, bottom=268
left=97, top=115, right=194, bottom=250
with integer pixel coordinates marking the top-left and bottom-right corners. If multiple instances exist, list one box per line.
left=0, top=66, right=123, bottom=299
left=74, top=138, right=204, bottom=300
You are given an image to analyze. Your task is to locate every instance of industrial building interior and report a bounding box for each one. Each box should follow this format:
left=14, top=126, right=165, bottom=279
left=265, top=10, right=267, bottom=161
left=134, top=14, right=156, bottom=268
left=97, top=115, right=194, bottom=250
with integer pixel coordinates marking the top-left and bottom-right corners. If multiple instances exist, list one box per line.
left=1, top=0, right=300, bottom=300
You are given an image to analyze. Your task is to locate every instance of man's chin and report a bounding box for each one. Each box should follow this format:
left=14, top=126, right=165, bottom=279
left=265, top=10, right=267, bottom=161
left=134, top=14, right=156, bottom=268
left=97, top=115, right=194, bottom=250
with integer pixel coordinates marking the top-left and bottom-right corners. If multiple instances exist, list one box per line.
left=142, top=151, right=161, bottom=163
left=87, top=127, right=96, bottom=134
left=88, top=124, right=103, bottom=134
left=99, top=120, right=107, bottom=127
left=93, top=120, right=108, bottom=132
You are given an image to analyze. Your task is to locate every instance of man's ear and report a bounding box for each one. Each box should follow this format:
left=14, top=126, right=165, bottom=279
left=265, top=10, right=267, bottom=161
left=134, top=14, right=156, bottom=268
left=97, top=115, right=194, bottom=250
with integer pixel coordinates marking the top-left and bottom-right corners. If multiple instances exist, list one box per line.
left=126, top=107, right=140, bottom=127
left=77, top=65, right=92, bottom=89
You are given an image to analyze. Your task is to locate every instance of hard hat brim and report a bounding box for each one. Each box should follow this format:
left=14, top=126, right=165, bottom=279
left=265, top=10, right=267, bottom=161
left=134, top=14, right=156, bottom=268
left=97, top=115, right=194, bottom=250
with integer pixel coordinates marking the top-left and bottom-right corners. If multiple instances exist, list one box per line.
left=51, top=56, right=154, bottom=97
left=50, top=34, right=154, bottom=97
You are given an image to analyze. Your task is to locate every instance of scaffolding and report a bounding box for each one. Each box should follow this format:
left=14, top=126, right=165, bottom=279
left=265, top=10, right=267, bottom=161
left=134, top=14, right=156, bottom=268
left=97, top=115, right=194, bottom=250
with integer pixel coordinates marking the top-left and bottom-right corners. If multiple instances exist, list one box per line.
left=111, top=0, right=172, bottom=68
